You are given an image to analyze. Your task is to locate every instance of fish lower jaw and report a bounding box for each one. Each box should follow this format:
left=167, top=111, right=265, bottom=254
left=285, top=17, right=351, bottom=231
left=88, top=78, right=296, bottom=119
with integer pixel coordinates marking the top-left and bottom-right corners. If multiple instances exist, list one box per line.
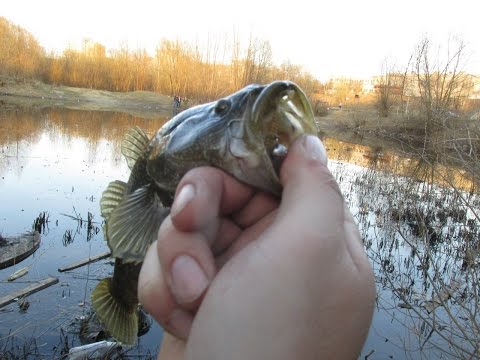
left=229, top=154, right=281, bottom=195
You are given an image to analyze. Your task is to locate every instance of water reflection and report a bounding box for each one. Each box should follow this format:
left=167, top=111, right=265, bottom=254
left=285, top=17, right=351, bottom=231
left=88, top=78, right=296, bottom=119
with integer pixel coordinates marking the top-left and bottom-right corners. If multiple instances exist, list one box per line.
left=324, top=137, right=477, bottom=192
left=1, top=109, right=475, bottom=192
left=329, top=158, right=479, bottom=358
left=0, top=108, right=478, bottom=358
left=0, top=109, right=166, bottom=358
left=0, top=109, right=168, bottom=176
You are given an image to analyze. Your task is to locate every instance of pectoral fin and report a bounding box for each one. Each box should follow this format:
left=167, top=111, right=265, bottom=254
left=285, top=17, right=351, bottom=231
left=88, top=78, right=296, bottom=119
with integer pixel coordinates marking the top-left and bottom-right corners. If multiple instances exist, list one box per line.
left=105, top=185, right=169, bottom=263
left=122, top=127, right=150, bottom=170
left=100, top=180, right=127, bottom=220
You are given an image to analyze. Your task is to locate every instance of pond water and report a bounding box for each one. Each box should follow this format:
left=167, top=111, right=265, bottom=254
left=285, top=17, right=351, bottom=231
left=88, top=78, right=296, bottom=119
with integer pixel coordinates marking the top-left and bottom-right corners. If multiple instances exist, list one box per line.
left=0, top=108, right=478, bottom=359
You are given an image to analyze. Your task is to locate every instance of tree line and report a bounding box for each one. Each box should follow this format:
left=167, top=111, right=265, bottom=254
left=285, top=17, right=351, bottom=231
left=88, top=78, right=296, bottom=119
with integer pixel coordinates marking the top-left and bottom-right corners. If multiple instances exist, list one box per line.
left=0, top=17, right=46, bottom=78
left=2, top=16, right=477, bottom=118
left=0, top=17, right=321, bottom=102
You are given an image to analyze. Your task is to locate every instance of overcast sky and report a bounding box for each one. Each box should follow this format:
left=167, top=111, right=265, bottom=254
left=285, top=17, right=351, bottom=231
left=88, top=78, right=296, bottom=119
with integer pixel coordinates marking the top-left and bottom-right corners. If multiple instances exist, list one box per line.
left=2, top=0, right=479, bottom=81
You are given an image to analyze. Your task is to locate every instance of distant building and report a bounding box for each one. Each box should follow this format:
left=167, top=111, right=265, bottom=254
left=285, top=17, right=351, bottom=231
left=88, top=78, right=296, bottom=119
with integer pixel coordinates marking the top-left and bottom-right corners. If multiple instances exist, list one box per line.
left=470, top=74, right=480, bottom=99
left=361, top=79, right=375, bottom=94
left=320, top=73, right=479, bottom=106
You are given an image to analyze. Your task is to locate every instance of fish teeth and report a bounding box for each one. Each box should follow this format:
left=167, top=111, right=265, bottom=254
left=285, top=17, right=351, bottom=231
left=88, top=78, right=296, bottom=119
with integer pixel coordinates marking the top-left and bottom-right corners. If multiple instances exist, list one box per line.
left=272, top=144, right=288, bottom=157
left=279, top=89, right=303, bottom=119
left=281, top=89, right=295, bottom=101
left=284, top=111, right=304, bottom=135
left=286, top=100, right=303, bottom=118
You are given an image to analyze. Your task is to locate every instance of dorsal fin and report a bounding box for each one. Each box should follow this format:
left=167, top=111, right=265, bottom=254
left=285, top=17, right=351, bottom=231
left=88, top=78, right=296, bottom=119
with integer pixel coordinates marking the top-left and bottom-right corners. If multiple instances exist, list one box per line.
left=100, top=180, right=127, bottom=220
left=121, top=127, right=150, bottom=170
left=105, top=185, right=170, bottom=263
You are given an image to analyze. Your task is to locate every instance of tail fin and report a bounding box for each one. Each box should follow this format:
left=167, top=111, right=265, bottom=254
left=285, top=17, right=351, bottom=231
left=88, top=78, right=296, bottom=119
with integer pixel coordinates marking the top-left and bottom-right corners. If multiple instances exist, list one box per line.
left=91, top=278, right=138, bottom=345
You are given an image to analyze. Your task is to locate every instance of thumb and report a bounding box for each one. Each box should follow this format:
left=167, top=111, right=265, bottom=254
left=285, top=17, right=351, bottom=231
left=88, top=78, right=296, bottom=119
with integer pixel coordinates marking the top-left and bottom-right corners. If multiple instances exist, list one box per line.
left=277, top=135, right=345, bottom=247
left=280, top=134, right=334, bottom=195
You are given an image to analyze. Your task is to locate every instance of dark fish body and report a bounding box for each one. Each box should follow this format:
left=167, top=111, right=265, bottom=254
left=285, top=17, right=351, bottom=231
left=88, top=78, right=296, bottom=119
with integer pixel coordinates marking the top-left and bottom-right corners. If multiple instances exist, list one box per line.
left=92, top=81, right=318, bottom=344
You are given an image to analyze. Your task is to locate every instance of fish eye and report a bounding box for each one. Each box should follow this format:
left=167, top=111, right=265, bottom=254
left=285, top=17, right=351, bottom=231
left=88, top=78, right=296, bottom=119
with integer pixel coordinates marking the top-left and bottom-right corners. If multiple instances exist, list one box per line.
left=215, top=99, right=230, bottom=115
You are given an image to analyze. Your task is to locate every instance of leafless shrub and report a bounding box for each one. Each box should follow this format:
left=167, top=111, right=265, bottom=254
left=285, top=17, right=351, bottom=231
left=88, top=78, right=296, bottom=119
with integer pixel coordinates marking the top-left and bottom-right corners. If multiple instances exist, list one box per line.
left=406, top=37, right=475, bottom=137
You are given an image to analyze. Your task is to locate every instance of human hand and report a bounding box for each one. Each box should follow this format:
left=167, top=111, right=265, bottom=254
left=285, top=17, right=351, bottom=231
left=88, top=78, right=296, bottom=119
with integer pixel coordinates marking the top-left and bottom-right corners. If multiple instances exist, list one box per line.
left=138, top=135, right=375, bottom=360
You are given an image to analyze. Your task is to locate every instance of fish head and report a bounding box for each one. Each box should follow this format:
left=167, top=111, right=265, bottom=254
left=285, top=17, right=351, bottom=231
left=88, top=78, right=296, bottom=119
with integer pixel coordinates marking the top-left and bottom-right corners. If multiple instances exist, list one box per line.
left=147, top=81, right=317, bottom=196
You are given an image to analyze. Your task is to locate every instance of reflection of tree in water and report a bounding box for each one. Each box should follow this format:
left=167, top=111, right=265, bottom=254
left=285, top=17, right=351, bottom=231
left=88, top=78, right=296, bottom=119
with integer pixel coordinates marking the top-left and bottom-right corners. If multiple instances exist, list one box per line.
left=0, top=110, right=45, bottom=146
left=364, top=145, right=388, bottom=169
left=0, top=108, right=169, bottom=146
left=404, top=115, right=480, bottom=194
left=0, top=110, right=46, bottom=177
left=45, top=109, right=169, bottom=163
left=0, top=108, right=170, bottom=172
left=324, top=138, right=355, bottom=163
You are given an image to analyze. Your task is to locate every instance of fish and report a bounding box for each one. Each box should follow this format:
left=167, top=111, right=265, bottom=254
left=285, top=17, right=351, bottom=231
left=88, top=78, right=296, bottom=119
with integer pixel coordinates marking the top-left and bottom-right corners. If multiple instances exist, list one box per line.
left=91, top=80, right=318, bottom=344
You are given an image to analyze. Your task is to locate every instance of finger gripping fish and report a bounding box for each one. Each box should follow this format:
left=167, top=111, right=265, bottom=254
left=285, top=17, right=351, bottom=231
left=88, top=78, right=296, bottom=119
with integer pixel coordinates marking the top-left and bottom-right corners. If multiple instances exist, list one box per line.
left=91, top=81, right=318, bottom=344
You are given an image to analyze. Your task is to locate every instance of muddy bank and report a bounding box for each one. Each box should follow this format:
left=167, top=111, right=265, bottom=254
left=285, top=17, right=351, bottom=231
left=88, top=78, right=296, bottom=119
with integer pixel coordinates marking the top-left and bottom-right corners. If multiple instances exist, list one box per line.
left=0, top=77, right=176, bottom=119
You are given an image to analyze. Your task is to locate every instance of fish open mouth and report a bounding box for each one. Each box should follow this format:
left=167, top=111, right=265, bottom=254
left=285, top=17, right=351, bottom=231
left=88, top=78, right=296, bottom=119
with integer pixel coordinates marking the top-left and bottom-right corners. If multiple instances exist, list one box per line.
left=250, top=81, right=317, bottom=174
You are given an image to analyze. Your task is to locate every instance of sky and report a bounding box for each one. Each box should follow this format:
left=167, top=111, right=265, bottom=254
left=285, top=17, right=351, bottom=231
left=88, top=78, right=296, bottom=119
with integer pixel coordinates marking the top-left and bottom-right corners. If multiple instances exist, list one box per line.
left=2, top=0, right=479, bottom=81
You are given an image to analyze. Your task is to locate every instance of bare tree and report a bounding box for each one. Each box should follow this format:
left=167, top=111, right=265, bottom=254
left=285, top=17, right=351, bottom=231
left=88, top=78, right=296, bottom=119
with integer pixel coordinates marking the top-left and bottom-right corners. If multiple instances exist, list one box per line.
left=410, top=37, right=473, bottom=133
left=109, top=43, right=134, bottom=91
left=230, top=31, right=243, bottom=90
left=241, top=35, right=272, bottom=86
left=377, top=58, right=396, bottom=117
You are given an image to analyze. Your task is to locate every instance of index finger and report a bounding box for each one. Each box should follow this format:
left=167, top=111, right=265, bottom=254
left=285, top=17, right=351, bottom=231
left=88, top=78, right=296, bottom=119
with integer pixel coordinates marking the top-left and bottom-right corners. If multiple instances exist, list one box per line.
left=170, top=166, right=276, bottom=233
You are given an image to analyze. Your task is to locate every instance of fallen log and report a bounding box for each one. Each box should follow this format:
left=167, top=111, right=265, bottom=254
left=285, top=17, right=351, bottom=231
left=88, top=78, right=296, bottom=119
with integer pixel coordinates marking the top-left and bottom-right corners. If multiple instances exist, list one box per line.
left=58, top=251, right=111, bottom=272
left=0, top=276, right=59, bottom=308
left=7, top=266, right=29, bottom=281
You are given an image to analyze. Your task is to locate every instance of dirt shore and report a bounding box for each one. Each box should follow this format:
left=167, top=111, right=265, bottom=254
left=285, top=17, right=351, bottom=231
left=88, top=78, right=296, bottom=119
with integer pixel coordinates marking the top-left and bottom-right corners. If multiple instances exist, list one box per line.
left=0, top=77, right=175, bottom=119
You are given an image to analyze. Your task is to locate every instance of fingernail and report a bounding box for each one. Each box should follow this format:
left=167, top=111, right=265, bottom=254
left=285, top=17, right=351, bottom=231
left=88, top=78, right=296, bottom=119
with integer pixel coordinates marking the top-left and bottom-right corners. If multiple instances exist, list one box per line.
left=301, top=135, right=328, bottom=165
left=170, top=255, right=209, bottom=304
left=172, top=183, right=195, bottom=216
